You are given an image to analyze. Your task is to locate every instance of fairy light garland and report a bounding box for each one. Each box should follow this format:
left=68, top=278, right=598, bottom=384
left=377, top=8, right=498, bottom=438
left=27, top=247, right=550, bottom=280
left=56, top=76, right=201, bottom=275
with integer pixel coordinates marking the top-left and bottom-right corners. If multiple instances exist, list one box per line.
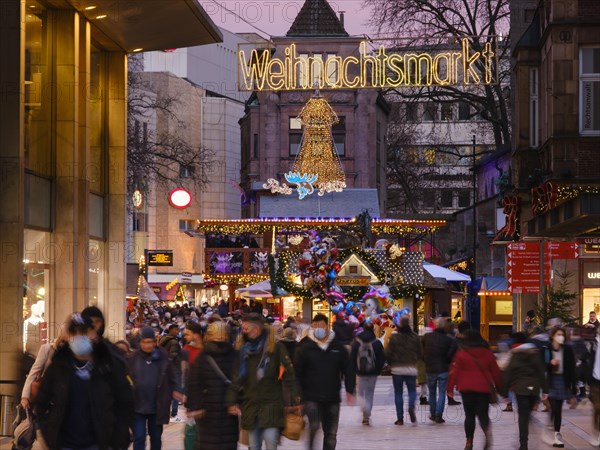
left=202, top=273, right=269, bottom=285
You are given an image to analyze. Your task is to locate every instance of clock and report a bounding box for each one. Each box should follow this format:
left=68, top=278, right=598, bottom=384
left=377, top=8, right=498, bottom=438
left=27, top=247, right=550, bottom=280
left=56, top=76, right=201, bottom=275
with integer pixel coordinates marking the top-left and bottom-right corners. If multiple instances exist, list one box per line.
left=132, top=189, right=143, bottom=209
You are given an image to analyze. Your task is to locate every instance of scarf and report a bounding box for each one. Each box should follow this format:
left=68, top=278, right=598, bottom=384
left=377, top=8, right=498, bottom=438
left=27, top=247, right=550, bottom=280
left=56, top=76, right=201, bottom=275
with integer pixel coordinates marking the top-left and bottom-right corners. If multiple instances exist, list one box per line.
left=239, top=332, right=268, bottom=381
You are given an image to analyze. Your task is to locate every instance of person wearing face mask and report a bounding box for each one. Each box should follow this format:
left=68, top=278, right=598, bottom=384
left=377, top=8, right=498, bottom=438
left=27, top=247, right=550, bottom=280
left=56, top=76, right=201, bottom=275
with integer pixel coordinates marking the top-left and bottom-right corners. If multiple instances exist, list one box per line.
left=36, top=312, right=129, bottom=450
left=295, top=313, right=354, bottom=450
left=226, top=313, right=299, bottom=450
left=544, top=327, right=577, bottom=448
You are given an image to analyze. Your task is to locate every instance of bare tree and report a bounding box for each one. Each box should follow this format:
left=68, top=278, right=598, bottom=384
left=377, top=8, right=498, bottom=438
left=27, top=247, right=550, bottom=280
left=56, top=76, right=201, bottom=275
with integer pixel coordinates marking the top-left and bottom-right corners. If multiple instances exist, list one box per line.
left=127, top=54, right=215, bottom=204
left=364, top=0, right=511, bottom=149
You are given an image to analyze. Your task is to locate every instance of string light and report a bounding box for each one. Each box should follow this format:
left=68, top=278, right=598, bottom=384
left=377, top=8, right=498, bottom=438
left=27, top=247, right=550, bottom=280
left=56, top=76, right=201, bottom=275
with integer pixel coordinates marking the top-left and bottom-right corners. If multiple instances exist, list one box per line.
left=202, top=274, right=269, bottom=285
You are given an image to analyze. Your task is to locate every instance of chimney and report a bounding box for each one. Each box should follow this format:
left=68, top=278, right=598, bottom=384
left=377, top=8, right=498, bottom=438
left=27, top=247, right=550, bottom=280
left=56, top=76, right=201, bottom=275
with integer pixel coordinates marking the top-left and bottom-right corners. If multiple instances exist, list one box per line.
left=339, top=11, right=345, bottom=27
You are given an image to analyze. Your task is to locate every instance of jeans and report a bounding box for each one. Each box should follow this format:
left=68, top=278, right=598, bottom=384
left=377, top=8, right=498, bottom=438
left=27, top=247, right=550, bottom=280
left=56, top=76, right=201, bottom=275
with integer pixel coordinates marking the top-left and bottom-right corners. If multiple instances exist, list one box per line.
left=392, top=374, right=417, bottom=420
left=516, top=394, right=537, bottom=447
left=426, top=372, right=448, bottom=418
left=133, top=413, right=163, bottom=450
left=248, top=421, right=279, bottom=450
left=460, top=391, right=490, bottom=438
left=357, top=375, right=378, bottom=419
left=305, top=401, right=341, bottom=450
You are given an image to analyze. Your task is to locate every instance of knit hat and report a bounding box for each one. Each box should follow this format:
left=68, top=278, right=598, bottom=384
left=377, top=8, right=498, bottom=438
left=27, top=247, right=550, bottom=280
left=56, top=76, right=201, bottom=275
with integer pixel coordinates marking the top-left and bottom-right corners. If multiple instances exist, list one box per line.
left=140, top=326, right=155, bottom=340
left=205, top=321, right=229, bottom=342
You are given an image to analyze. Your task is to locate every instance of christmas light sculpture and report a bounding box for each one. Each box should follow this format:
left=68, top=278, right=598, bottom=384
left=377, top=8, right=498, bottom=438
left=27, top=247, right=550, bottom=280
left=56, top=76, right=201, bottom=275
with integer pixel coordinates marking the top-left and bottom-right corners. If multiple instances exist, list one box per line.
left=264, top=92, right=346, bottom=199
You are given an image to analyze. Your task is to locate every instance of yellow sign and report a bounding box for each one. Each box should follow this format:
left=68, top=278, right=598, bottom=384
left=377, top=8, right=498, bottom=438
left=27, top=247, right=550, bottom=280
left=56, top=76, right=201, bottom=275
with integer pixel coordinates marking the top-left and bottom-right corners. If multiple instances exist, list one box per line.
left=147, top=250, right=173, bottom=266
left=238, top=38, right=497, bottom=91
left=337, top=276, right=371, bottom=286
left=495, top=300, right=513, bottom=316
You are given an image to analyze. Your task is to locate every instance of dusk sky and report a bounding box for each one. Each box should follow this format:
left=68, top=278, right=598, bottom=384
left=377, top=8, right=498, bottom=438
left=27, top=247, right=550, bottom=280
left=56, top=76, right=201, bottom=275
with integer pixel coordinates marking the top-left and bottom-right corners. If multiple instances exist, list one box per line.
left=199, top=0, right=375, bottom=38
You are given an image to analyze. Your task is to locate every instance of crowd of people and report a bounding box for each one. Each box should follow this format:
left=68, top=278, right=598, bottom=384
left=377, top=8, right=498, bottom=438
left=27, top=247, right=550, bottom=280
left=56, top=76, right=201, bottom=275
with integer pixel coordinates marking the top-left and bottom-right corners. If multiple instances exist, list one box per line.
left=15, top=300, right=600, bottom=450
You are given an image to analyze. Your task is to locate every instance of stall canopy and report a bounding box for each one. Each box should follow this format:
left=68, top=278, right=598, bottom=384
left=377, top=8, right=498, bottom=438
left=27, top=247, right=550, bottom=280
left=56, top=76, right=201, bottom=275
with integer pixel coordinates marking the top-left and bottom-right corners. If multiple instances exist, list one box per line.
left=138, top=276, right=159, bottom=301
left=423, top=262, right=471, bottom=282
left=479, top=276, right=509, bottom=294
left=238, top=280, right=288, bottom=298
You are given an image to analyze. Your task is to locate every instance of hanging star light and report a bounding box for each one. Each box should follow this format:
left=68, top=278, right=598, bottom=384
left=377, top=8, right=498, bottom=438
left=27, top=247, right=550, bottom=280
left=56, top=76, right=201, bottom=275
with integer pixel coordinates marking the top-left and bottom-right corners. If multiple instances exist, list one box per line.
left=264, top=92, right=346, bottom=199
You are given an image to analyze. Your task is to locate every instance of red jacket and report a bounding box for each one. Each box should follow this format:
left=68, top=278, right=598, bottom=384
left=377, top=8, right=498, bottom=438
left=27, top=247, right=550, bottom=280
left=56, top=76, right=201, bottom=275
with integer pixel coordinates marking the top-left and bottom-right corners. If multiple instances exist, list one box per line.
left=447, top=346, right=502, bottom=395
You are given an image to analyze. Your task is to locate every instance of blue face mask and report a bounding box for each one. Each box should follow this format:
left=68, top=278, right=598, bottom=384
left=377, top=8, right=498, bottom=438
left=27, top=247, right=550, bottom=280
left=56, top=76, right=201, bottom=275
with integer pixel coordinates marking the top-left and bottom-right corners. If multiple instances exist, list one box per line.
left=70, top=335, right=93, bottom=357
left=313, top=328, right=327, bottom=340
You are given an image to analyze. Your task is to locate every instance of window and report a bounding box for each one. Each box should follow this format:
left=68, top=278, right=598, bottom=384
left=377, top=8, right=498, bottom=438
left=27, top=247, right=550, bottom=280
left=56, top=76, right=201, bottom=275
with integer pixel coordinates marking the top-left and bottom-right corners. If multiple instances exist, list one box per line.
left=333, top=116, right=345, bottom=156
left=458, top=190, right=471, bottom=208
left=441, top=103, right=453, bottom=121
left=179, top=164, right=194, bottom=178
left=458, top=102, right=470, bottom=120
left=440, top=190, right=454, bottom=208
left=289, top=117, right=302, bottom=156
left=179, top=220, right=195, bottom=232
left=132, top=212, right=148, bottom=232
left=422, top=190, right=436, bottom=207
left=530, top=67, right=539, bottom=147
left=423, top=103, right=437, bottom=121
left=406, top=103, right=417, bottom=122
left=580, top=47, right=600, bottom=134
left=253, top=133, right=259, bottom=158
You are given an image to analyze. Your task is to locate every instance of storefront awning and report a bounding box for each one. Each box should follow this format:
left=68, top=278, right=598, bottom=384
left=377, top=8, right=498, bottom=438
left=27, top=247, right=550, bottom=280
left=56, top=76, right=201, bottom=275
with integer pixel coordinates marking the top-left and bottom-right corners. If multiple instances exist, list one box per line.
left=423, top=262, right=471, bottom=282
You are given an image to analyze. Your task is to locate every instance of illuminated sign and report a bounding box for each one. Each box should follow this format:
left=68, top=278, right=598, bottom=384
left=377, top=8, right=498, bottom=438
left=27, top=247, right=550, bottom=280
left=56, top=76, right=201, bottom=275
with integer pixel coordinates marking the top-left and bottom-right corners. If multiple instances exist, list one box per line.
left=337, top=276, right=371, bottom=286
left=147, top=250, right=173, bottom=267
left=169, top=188, right=192, bottom=209
left=583, top=261, right=600, bottom=287
left=579, top=237, right=600, bottom=253
left=238, top=38, right=497, bottom=91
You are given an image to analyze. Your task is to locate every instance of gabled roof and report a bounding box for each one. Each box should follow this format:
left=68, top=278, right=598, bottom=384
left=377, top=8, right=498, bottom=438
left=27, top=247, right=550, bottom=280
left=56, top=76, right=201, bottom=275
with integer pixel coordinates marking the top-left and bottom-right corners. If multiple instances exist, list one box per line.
left=286, top=0, right=349, bottom=37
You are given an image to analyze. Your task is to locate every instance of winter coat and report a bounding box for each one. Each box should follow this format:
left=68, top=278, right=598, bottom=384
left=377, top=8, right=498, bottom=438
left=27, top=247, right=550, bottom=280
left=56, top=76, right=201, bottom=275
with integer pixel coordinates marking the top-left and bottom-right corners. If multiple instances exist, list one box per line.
left=349, top=329, right=386, bottom=378
left=422, top=329, right=457, bottom=374
left=127, top=346, right=178, bottom=424
left=583, top=336, right=600, bottom=384
left=447, top=346, right=502, bottom=395
left=281, top=339, right=298, bottom=361
left=36, top=343, right=132, bottom=450
left=332, top=320, right=354, bottom=346
left=544, top=344, right=577, bottom=396
left=503, top=343, right=548, bottom=397
left=186, top=341, right=238, bottom=450
left=295, top=330, right=353, bottom=403
left=226, top=326, right=299, bottom=430
left=385, top=327, right=422, bottom=369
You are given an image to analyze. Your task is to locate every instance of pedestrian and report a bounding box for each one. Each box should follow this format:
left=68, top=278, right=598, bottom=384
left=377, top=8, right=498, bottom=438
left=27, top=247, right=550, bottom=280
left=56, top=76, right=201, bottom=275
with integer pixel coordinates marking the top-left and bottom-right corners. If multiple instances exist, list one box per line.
left=36, top=312, right=133, bottom=450
left=447, top=330, right=502, bottom=450
left=217, top=299, right=229, bottom=318
left=583, top=322, right=600, bottom=446
left=349, top=321, right=385, bottom=425
left=503, top=332, right=548, bottom=450
left=280, top=326, right=298, bottom=360
left=544, top=326, right=577, bottom=448
left=524, top=310, right=538, bottom=335
left=226, top=313, right=298, bottom=450
left=186, top=320, right=238, bottom=450
left=422, top=317, right=457, bottom=423
left=385, top=316, right=421, bottom=425
left=127, top=326, right=182, bottom=450
left=295, top=313, right=354, bottom=450
left=115, top=339, right=132, bottom=356
left=160, top=323, right=183, bottom=422
left=586, top=311, right=600, bottom=330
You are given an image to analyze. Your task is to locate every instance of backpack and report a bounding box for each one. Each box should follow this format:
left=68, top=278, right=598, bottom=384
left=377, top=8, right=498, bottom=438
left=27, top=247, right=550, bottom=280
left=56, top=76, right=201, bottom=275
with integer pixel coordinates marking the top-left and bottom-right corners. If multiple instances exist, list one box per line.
left=356, top=337, right=376, bottom=373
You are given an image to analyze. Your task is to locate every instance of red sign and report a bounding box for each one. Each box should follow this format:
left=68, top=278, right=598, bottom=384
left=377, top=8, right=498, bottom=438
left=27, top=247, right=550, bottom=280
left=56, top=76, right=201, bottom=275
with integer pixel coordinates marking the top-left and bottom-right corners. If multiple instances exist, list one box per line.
left=507, top=243, right=542, bottom=293
left=507, top=242, right=579, bottom=293
left=545, top=242, right=578, bottom=259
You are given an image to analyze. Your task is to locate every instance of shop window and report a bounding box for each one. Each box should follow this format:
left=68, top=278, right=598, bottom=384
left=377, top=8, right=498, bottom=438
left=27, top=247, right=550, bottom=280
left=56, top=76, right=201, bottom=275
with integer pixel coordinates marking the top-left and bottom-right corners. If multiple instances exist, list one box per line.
left=580, top=47, right=600, bottom=134
left=88, top=240, right=105, bottom=306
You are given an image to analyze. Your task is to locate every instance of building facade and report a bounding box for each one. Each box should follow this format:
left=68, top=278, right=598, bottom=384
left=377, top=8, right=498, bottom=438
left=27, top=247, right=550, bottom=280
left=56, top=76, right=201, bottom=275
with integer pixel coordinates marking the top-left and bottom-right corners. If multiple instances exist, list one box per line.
left=510, top=0, right=600, bottom=326
left=0, top=0, right=221, bottom=394
left=239, top=0, right=390, bottom=218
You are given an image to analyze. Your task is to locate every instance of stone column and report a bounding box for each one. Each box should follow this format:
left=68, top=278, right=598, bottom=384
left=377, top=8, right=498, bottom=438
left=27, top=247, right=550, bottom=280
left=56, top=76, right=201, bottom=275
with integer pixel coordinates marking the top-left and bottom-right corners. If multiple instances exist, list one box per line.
left=0, top=0, right=24, bottom=395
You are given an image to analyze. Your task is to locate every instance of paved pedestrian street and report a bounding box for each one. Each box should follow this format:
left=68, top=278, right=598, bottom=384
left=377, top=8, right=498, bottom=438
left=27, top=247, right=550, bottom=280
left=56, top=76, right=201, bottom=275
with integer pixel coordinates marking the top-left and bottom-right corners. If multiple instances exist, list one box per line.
left=157, top=377, right=598, bottom=450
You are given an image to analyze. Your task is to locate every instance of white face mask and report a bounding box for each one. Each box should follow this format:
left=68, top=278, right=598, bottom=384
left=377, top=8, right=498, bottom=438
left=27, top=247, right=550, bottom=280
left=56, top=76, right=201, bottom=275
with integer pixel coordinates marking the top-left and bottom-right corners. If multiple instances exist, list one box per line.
left=554, top=335, right=565, bottom=345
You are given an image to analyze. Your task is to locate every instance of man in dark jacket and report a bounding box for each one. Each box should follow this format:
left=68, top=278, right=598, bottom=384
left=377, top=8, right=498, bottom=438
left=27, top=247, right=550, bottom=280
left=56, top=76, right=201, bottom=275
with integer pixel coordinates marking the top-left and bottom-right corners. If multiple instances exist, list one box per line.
left=159, top=323, right=182, bottom=420
left=37, top=313, right=130, bottom=450
left=348, top=322, right=385, bottom=425
left=81, top=306, right=134, bottom=447
left=422, top=317, right=457, bottom=423
left=295, top=313, right=354, bottom=450
left=128, top=326, right=182, bottom=450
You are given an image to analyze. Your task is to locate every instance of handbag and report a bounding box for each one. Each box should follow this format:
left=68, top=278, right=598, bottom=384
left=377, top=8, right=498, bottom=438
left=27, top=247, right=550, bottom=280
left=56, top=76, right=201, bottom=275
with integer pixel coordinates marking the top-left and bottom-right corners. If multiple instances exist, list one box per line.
left=466, top=351, right=499, bottom=404
left=281, top=412, right=304, bottom=441
left=12, top=406, right=37, bottom=450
